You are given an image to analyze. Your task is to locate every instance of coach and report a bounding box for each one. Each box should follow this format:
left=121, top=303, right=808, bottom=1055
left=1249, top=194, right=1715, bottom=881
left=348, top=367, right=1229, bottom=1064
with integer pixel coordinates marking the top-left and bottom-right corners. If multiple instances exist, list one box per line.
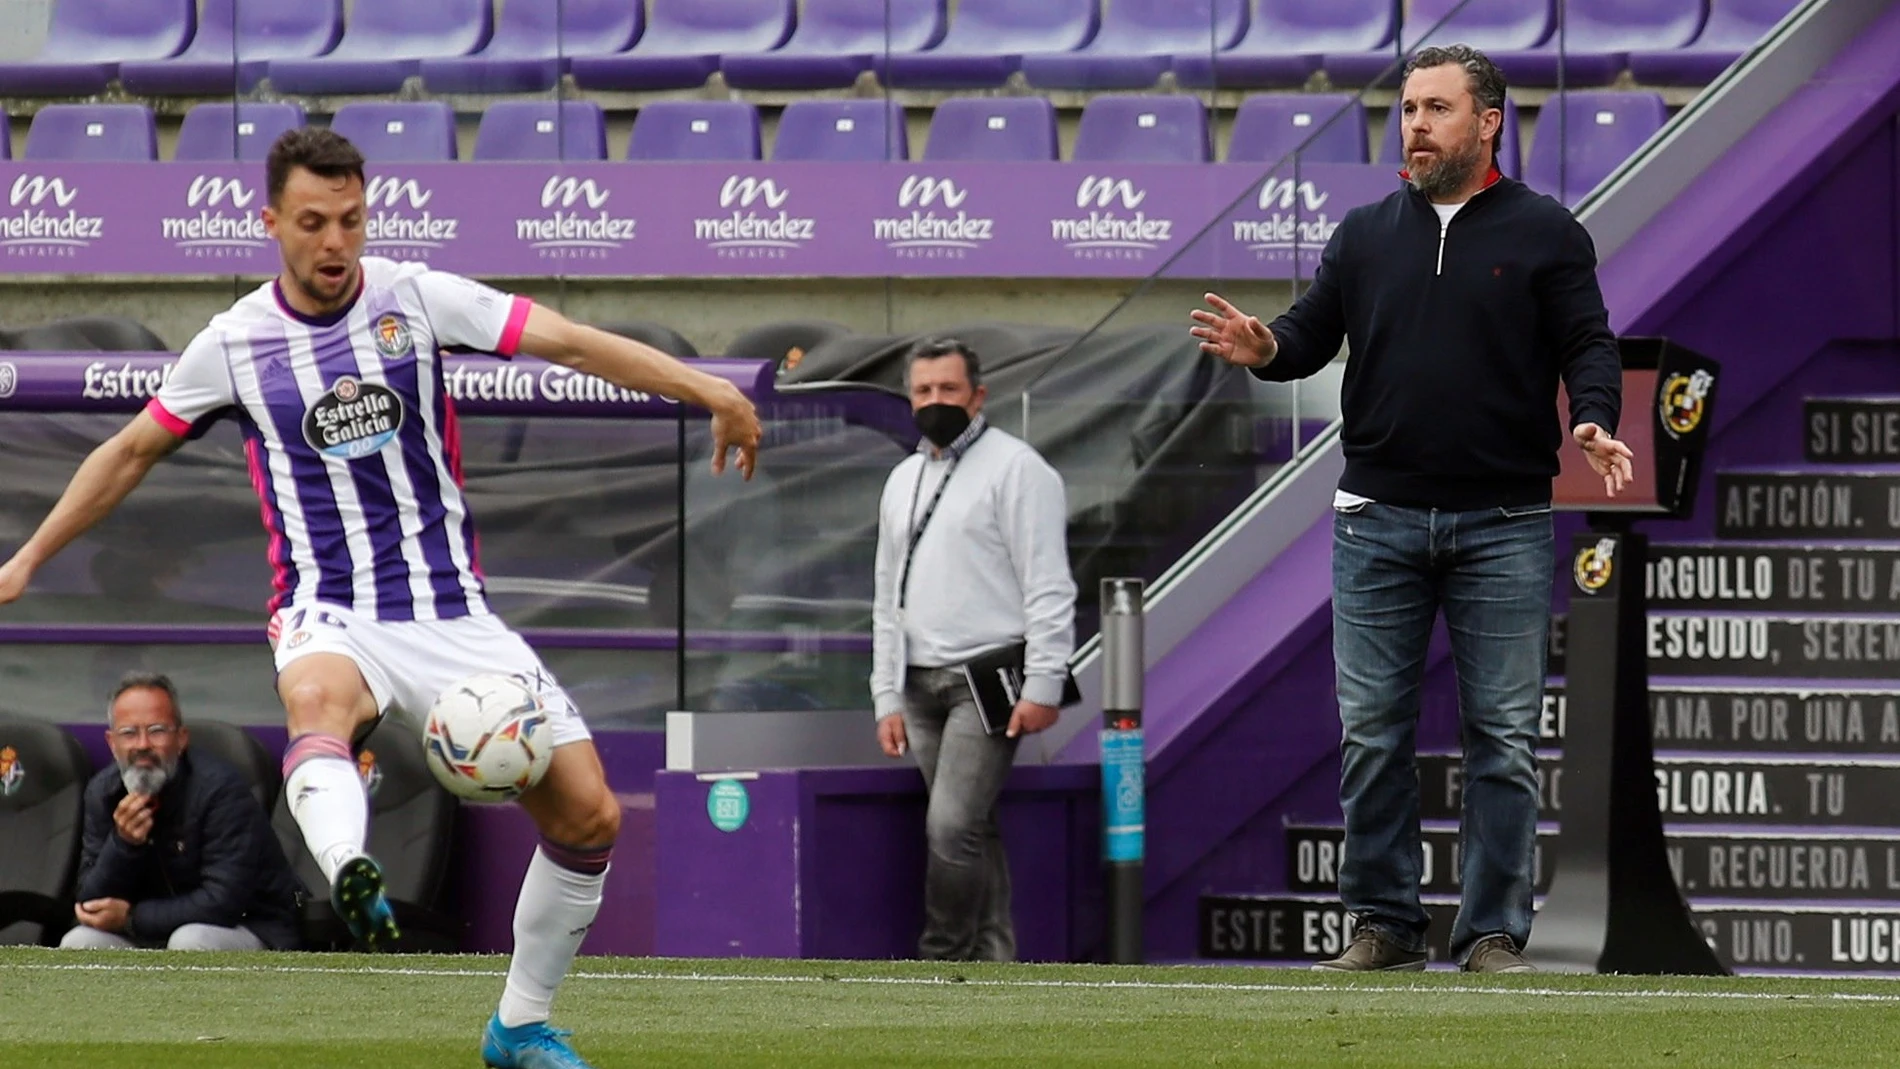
left=1191, top=45, right=1633, bottom=973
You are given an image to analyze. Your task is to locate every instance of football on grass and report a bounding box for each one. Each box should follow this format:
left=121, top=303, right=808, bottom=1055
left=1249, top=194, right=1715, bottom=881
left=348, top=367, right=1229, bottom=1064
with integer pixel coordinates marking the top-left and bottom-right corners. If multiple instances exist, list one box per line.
left=423, top=673, right=552, bottom=802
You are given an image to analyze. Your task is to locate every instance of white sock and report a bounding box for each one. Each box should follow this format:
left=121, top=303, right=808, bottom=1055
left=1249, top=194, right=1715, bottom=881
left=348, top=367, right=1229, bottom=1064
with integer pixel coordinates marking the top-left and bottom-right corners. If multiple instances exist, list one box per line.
left=497, top=846, right=608, bottom=1028
left=283, top=734, right=368, bottom=885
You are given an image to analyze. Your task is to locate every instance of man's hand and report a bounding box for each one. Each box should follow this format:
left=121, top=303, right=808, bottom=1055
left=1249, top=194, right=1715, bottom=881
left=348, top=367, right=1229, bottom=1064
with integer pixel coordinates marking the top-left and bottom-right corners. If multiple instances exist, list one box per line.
left=877, top=714, right=908, bottom=758
left=0, top=556, right=31, bottom=606
left=75, top=898, right=130, bottom=933
left=1190, top=292, right=1278, bottom=369
left=1574, top=423, right=1635, bottom=496
left=705, top=380, right=762, bottom=481
left=1005, top=700, right=1060, bottom=739
left=113, top=792, right=154, bottom=847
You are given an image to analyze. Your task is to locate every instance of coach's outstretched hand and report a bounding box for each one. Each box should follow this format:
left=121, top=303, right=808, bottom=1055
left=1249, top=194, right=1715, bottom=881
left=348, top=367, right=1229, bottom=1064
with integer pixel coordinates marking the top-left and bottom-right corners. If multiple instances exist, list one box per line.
left=1190, top=292, right=1278, bottom=369
left=1574, top=422, right=1635, bottom=497
left=705, top=380, right=762, bottom=481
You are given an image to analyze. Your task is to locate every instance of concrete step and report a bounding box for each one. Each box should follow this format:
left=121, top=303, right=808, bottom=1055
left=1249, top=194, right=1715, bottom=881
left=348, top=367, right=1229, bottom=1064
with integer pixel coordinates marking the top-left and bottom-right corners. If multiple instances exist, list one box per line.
left=1541, top=682, right=1900, bottom=756
left=1716, top=469, right=1900, bottom=539
left=1804, top=398, right=1900, bottom=464
left=1415, top=752, right=1900, bottom=826
left=1284, top=822, right=1900, bottom=900
left=1198, top=893, right=1900, bottom=975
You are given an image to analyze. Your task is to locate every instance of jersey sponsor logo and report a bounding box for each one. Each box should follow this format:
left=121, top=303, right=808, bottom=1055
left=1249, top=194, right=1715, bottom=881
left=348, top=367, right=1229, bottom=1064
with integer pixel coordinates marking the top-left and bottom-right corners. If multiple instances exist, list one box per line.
left=694, top=176, right=816, bottom=260
left=373, top=314, right=413, bottom=359
left=1, top=174, right=105, bottom=259
left=163, top=176, right=268, bottom=259
left=1661, top=368, right=1715, bottom=438
left=303, top=375, right=404, bottom=459
left=874, top=176, right=996, bottom=260
left=1052, top=176, right=1171, bottom=260
left=1575, top=537, right=1617, bottom=594
left=0, top=746, right=22, bottom=796
left=283, top=630, right=313, bottom=649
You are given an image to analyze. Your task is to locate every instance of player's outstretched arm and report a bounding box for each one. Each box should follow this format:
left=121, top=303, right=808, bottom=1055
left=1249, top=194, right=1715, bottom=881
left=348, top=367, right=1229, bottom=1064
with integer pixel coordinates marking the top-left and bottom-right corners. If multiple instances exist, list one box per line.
left=512, top=304, right=764, bottom=481
left=0, top=410, right=181, bottom=605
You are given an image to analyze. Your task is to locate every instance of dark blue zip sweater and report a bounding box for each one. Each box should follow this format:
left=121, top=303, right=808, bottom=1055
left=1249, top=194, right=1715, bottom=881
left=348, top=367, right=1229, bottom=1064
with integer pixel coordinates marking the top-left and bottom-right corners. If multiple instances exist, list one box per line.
left=1256, top=173, right=1622, bottom=510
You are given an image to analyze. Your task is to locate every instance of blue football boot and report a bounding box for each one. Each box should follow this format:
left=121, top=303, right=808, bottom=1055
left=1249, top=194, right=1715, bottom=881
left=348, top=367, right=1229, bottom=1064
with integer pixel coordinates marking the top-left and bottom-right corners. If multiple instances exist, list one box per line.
left=483, top=1014, right=598, bottom=1069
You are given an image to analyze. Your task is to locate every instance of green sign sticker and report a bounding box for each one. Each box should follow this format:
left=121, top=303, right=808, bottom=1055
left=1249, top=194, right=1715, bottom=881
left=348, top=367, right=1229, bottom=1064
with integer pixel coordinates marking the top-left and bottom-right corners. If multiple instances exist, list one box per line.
left=706, top=778, right=750, bottom=833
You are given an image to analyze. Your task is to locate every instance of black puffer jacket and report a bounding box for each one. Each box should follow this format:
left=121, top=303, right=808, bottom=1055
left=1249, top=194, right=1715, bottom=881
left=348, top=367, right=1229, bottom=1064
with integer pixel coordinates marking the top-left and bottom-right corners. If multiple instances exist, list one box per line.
left=76, top=751, right=301, bottom=949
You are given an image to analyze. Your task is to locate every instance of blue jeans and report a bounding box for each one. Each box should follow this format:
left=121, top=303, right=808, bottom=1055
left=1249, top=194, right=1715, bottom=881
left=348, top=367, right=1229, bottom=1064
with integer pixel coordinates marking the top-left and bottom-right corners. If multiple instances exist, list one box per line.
left=1331, top=500, right=1552, bottom=963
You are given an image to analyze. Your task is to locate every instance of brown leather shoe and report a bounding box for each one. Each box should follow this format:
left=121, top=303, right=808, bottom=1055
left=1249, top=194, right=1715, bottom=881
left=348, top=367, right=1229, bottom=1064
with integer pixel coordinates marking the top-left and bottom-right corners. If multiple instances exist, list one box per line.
left=1312, top=925, right=1428, bottom=972
left=1462, top=934, right=1536, bottom=973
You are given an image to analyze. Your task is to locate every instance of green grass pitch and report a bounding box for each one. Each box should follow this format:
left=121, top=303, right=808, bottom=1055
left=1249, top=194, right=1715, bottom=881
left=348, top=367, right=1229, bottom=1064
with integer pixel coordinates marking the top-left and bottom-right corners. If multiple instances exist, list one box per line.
left=4, top=949, right=1898, bottom=1067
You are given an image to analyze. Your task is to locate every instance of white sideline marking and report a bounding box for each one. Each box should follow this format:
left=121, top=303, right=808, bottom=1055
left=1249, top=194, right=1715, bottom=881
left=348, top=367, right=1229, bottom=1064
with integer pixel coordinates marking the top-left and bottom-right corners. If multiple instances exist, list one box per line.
left=4, top=958, right=1900, bottom=1004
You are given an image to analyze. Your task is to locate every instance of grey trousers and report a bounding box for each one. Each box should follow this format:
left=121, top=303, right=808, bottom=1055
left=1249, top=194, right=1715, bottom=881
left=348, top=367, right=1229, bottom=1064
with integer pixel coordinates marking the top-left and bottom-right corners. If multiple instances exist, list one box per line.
left=902, top=666, right=1020, bottom=962
left=60, top=922, right=266, bottom=951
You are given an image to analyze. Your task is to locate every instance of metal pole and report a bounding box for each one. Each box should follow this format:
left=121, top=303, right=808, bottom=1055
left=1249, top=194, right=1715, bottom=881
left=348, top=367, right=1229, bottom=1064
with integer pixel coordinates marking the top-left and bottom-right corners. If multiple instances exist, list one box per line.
left=1100, top=577, right=1145, bottom=964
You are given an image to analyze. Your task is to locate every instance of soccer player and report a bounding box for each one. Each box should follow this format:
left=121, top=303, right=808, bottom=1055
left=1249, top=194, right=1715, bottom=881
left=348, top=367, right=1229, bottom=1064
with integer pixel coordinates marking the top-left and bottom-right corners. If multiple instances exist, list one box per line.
left=0, top=128, right=762, bottom=1069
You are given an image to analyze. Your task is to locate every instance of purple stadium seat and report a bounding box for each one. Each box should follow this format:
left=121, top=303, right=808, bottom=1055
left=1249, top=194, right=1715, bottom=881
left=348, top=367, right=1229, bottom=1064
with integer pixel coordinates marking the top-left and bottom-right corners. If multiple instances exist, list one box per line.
left=1378, top=96, right=1524, bottom=179
left=1488, top=0, right=1706, bottom=87
left=1327, top=0, right=1555, bottom=87
left=0, top=0, right=192, bottom=96
left=174, top=102, right=308, bottom=161
left=569, top=0, right=794, bottom=92
left=1228, top=94, right=1368, bottom=164
left=922, top=97, right=1058, bottom=161
left=1021, top=0, right=1246, bottom=91
left=723, top=0, right=944, bottom=90
left=1523, top=91, right=1668, bottom=206
left=626, top=101, right=762, bottom=161
left=1072, top=95, right=1210, bottom=163
left=420, top=0, right=642, bottom=95
left=267, top=0, right=492, bottom=96
left=881, top=0, right=1097, bottom=89
left=473, top=101, right=607, bottom=161
left=24, top=104, right=157, bottom=161
left=329, top=102, right=458, bottom=162
left=119, top=0, right=341, bottom=97
left=1631, top=0, right=1797, bottom=86
left=1174, top=0, right=1395, bottom=90
left=773, top=100, right=908, bottom=161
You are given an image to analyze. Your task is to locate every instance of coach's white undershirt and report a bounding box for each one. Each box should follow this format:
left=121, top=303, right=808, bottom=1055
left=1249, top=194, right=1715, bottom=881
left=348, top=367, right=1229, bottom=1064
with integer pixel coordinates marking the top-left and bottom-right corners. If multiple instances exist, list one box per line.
left=870, top=425, right=1077, bottom=720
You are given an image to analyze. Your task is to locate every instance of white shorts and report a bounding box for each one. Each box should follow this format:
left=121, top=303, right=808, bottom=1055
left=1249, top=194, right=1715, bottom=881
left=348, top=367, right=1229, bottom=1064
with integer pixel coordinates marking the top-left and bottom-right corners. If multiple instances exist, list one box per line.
left=269, top=602, right=591, bottom=748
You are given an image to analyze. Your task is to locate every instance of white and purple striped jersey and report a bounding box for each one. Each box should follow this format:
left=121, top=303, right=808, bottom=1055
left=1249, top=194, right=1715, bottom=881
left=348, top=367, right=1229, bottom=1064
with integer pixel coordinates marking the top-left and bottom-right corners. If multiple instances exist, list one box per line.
left=146, top=257, right=533, bottom=622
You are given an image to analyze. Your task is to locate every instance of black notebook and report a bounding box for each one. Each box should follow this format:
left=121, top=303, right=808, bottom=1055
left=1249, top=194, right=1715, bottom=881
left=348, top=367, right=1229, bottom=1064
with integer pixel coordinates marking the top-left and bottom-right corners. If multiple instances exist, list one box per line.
left=960, top=642, right=1082, bottom=737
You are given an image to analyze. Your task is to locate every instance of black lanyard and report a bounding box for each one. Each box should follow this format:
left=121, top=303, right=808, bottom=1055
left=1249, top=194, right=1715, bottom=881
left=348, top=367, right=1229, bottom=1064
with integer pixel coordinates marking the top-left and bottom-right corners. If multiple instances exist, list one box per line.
left=898, top=429, right=983, bottom=610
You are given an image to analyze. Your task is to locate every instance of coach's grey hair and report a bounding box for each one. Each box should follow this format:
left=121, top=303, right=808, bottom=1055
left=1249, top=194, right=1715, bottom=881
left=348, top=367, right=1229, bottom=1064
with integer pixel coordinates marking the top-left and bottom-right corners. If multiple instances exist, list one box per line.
left=107, top=671, right=182, bottom=724
left=1403, top=44, right=1509, bottom=161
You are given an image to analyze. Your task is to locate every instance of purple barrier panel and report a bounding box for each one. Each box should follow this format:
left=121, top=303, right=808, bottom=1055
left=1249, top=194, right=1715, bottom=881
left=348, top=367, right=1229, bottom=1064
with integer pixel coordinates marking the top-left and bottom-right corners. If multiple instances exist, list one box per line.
left=0, top=162, right=1398, bottom=279
left=656, top=764, right=1102, bottom=961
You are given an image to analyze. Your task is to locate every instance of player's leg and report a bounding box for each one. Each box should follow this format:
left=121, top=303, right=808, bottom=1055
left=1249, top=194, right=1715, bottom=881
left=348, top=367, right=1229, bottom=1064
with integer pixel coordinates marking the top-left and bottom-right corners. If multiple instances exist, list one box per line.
left=275, top=607, right=400, bottom=950
left=482, top=740, right=618, bottom=1069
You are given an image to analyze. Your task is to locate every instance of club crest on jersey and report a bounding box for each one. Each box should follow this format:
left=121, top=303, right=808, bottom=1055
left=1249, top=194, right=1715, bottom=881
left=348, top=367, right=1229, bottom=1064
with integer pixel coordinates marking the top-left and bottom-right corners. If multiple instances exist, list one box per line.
left=357, top=749, right=384, bottom=798
left=373, top=314, right=412, bottom=359
left=303, top=375, right=403, bottom=460
left=0, top=746, right=23, bottom=796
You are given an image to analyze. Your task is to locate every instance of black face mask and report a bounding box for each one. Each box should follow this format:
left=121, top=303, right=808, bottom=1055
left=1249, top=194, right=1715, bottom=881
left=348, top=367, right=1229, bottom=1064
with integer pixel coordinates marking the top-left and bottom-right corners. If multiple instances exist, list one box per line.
left=914, top=403, right=972, bottom=450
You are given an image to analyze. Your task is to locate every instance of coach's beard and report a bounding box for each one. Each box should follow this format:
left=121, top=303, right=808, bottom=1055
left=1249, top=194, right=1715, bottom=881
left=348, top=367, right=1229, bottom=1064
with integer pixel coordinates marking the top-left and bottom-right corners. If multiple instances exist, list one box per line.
left=119, top=751, right=177, bottom=796
left=1408, top=138, right=1486, bottom=202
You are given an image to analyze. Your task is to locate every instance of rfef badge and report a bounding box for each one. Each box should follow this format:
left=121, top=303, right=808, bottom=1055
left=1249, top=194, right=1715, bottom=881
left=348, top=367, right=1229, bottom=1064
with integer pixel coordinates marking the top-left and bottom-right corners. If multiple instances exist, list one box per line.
left=1659, top=368, right=1715, bottom=439
left=1574, top=537, right=1617, bottom=595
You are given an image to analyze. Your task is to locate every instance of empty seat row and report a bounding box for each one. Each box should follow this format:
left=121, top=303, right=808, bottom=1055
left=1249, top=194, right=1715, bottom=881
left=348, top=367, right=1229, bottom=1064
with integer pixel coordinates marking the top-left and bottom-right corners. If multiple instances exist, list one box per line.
left=10, top=92, right=1668, bottom=206
left=0, top=0, right=1800, bottom=100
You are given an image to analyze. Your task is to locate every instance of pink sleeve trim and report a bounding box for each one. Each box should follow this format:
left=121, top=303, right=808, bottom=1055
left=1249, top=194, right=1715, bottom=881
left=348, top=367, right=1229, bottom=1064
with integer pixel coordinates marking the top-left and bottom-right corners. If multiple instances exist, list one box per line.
left=145, top=397, right=191, bottom=437
left=496, top=295, right=533, bottom=358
